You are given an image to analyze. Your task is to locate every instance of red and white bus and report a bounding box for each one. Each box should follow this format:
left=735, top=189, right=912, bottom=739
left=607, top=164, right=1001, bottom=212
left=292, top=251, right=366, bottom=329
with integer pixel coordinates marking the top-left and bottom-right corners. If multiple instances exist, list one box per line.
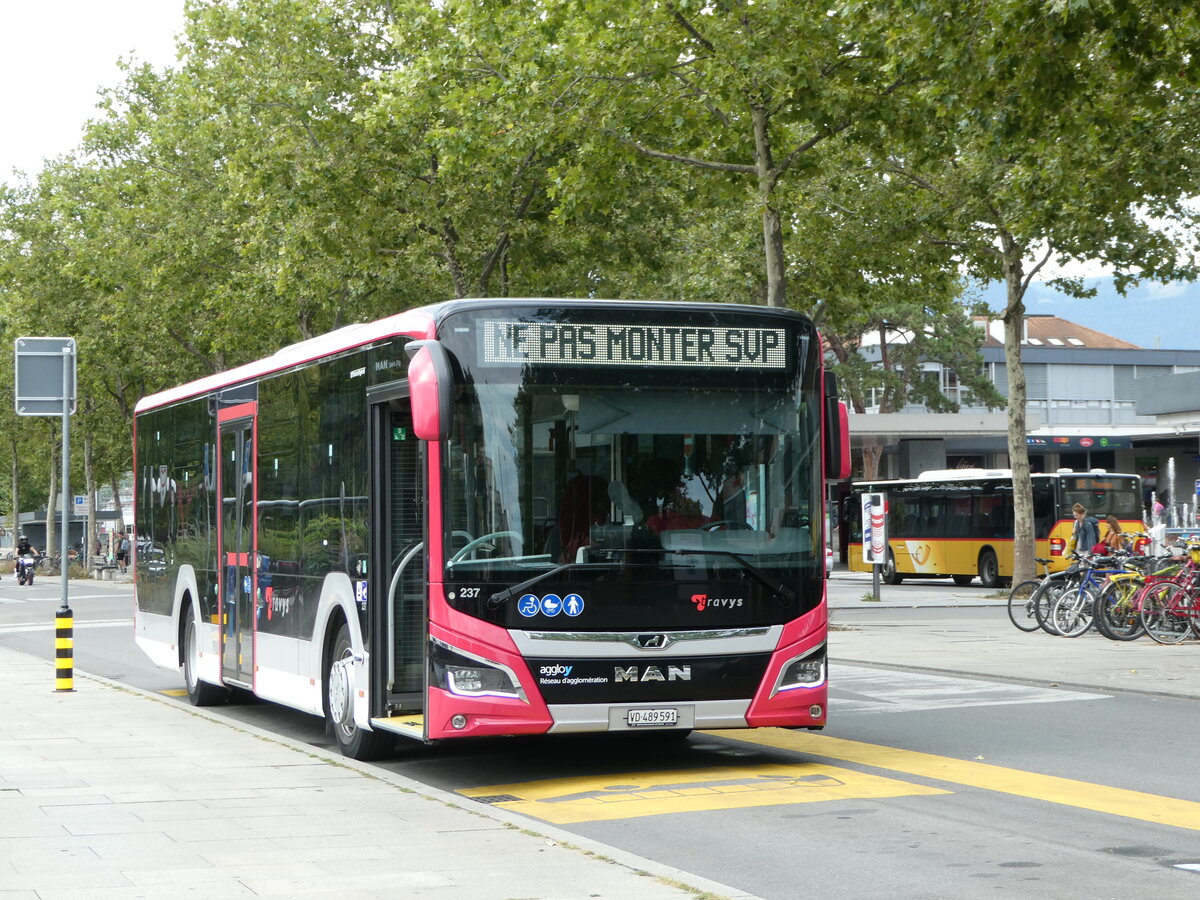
left=133, top=299, right=849, bottom=758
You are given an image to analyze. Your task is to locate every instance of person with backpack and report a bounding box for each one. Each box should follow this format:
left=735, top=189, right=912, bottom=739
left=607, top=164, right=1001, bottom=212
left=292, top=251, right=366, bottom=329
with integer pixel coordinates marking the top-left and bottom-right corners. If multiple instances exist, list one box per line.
left=1071, top=503, right=1100, bottom=555
left=117, top=532, right=131, bottom=573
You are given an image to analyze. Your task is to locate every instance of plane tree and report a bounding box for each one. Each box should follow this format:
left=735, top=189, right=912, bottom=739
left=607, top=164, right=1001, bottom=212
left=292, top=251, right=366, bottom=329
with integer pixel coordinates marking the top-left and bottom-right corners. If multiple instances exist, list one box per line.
left=877, top=0, right=1200, bottom=581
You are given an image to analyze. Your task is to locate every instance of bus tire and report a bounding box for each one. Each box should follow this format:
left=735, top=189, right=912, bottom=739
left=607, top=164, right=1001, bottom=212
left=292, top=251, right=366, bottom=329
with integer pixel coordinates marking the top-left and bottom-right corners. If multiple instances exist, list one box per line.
left=326, top=622, right=393, bottom=761
left=978, top=549, right=1000, bottom=589
left=182, top=606, right=227, bottom=707
left=881, top=550, right=903, bottom=585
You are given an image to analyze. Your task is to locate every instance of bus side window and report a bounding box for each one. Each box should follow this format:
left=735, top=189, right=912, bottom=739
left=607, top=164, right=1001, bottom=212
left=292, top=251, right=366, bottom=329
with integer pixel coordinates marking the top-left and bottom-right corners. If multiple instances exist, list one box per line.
left=1032, top=485, right=1055, bottom=536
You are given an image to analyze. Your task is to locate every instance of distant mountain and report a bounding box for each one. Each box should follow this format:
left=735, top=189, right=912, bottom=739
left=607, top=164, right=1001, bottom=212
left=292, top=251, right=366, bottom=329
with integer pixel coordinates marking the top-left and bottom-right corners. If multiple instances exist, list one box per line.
left=967, top=277, right=1200, bottom=350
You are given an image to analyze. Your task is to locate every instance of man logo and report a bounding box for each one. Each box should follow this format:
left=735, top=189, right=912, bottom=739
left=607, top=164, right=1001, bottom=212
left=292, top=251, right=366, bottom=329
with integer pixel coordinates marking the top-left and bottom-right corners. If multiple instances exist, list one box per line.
left=614, top=665, right=692, bottom=683
left=636, top=634, right=668, bottom=649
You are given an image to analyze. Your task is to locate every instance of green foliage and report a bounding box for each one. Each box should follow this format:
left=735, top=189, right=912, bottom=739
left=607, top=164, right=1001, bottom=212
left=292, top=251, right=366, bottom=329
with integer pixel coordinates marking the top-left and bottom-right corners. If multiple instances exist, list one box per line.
left=0, top=0, right=1197, bottom=529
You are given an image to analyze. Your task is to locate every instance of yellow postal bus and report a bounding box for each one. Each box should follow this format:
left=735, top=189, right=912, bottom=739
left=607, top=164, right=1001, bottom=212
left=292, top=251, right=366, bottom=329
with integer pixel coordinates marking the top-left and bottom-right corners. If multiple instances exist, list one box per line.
left=844, top=469, right=1144, bottom=587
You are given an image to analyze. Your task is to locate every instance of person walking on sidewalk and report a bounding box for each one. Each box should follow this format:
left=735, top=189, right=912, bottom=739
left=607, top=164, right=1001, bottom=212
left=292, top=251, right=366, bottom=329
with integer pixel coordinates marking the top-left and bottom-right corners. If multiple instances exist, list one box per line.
left=1071, top=503, right=1100, bottom=555
left=116, top=532, right=130, bottom=573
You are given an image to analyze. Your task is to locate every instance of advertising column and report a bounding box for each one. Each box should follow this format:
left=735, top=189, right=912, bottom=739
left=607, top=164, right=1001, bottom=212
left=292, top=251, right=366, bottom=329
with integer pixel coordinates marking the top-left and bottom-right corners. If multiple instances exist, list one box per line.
left=862, top=492, right=886, bottom=600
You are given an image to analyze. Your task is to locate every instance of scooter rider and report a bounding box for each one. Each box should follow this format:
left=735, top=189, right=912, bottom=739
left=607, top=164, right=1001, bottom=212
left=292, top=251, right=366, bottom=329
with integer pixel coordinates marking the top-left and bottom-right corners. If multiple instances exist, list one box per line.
left=14, top=534, right=38, bottom=581
left=15, top=533, right=37, bottom=563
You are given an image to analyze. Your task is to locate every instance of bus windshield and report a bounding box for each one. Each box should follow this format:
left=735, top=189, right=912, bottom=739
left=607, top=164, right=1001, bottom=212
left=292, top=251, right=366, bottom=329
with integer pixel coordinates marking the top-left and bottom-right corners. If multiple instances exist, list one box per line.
left=445, top=380, right=819, bottom=582
left=1058, top=475, right=1142, bottom=519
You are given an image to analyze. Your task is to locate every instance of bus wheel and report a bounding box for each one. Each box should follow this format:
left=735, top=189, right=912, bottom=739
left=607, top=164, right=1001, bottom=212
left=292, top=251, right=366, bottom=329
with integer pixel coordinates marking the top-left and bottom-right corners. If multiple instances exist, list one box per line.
left=881, top=550, right=903, bottom=585
left=326, top=622, right=393, bottom=761
left=182, top=606, right=227, bottom=707
left=978, top=550, right=1000, bottom=589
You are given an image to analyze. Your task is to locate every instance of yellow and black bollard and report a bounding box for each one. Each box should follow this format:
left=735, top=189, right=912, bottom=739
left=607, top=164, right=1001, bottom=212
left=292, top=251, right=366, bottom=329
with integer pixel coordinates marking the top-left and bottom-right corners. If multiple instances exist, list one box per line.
left=55, top=606, right=74, bottom=692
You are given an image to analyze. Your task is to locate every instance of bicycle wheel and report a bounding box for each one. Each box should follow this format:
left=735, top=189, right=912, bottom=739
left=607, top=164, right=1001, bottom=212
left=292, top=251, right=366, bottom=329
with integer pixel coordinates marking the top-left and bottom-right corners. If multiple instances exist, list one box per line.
left=1007, top=580, right=1042, bottom=633
left=1051, top=587, right=1096, bottom=638
left=1141, top=582, right=1193, bottom=645
left=1093, top=579, right=1145, bottom=641
left=1035, top=574, right=1073, bottom=635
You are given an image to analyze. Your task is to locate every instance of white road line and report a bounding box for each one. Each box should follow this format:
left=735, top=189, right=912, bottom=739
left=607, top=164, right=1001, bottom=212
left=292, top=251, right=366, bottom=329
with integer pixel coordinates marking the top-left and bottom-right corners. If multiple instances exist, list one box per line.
left=830, top=663, right=1108, bottom=715
left=0, top=592, right=127, bottom=603
left=0, top=619, right=129, bottom=634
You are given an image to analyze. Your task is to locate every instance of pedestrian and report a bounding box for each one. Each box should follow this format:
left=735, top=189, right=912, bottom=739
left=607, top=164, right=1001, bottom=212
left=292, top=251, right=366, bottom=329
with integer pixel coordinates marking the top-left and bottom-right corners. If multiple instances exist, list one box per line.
left=1071, top=503, right=1100, bottom=555
left=116, top=532, right=130, bottom=573
left=1100, top=514, right=1126, bottom=553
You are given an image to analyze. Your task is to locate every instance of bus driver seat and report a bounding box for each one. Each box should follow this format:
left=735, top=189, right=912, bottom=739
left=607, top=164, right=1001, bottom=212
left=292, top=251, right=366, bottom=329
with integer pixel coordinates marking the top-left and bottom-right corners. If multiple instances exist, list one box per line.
left=608, top=480, right=644, bottom=525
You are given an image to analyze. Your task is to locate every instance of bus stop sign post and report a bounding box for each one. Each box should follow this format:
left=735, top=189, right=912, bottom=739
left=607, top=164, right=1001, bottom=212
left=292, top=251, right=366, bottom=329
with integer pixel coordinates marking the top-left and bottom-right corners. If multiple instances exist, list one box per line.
left=862, top=492, right=886, bottom=601
left=14, top=337, right=77, bottom=692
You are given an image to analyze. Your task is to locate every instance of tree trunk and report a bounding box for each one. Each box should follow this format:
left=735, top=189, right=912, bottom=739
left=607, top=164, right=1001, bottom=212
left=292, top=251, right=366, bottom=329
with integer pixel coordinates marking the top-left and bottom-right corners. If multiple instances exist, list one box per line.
left=860, top=322, right=895, bottom=481
left=861, top=441, right=884, bottom=481
left=1002, top=257, right=1033, bottom=585
left=752, top=105, right=786, bottom=308
left=111, top=473, right=123, bottom=537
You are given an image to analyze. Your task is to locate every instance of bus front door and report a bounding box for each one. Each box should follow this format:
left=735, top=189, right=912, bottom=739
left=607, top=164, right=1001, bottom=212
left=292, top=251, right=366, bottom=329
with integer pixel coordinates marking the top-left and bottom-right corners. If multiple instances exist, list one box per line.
left=368, top=393, right=426, bottom=737
left=218, top=410, right=257, bottom=687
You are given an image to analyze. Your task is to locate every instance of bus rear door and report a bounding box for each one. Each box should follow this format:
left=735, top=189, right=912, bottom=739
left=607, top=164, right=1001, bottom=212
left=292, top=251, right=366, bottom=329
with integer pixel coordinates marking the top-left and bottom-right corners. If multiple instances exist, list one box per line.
left=217, top=404, right=257, bottom=687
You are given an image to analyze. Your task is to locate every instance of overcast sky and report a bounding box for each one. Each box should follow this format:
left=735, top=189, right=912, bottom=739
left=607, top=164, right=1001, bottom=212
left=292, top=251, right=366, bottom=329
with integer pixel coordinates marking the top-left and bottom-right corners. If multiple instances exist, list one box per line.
left=0, top=1, right=1122, bottom=283
left=0, top=2, right=186, bottom=186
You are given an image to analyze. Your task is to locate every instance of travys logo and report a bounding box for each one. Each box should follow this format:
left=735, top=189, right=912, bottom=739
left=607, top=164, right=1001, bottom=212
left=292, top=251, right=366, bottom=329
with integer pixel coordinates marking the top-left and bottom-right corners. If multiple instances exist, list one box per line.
left=691, top=593, right=744, bottom=611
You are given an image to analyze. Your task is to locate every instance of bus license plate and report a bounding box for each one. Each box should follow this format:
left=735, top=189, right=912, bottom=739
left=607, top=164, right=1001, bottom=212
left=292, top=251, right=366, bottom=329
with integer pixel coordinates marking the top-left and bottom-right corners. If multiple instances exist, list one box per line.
left=627, top=707, right=678, bottom=727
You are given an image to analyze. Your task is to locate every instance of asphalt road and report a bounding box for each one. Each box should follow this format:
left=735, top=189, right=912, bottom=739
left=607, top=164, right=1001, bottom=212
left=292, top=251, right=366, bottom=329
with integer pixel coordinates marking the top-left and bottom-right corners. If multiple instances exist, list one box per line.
left=4, top=576, right=1200, bottom=898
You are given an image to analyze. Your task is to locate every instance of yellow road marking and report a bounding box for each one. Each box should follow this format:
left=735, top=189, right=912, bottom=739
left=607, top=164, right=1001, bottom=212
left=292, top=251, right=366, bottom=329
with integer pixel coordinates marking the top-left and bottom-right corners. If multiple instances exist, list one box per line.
left=160, top=689, right=188, bottom=697
left=715, top=729, right=1200, bottom=832
left=461, top=762, right=948, bottom=824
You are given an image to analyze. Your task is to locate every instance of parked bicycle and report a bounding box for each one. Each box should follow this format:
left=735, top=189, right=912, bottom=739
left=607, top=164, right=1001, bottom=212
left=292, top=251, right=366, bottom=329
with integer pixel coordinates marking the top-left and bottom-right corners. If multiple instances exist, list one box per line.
left=1007, top=558, right=1057, bottom=633
left=1049, top=552, right=1132, bottom=638
left=1139, top=540, right=1200, bottom=644
left=1091, top=552, right=1160, bottom=641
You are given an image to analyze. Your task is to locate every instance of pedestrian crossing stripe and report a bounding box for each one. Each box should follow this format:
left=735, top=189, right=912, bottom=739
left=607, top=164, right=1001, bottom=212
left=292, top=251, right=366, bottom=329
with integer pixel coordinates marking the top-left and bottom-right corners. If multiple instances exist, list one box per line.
left=459, top=762, right=948, bottom=824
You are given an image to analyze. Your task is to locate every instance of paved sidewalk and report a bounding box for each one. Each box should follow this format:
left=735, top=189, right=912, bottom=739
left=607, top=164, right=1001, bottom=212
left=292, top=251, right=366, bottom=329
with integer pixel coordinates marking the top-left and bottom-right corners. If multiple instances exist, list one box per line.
left=829, top=596, right=1200, bottom=701
left=0, top=645, right=753, bottom=900
left=6, top=572, right=1195, bottom=898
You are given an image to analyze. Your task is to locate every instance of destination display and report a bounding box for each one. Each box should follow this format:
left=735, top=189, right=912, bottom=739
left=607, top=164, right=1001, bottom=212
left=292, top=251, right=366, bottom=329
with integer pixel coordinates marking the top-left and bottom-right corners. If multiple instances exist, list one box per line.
left=478, top=320, right=788, bottom=369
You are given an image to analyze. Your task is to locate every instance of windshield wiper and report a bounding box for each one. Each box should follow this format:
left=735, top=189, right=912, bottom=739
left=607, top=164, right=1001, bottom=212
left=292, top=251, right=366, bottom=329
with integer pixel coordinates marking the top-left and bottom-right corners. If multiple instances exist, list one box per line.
left=661, top=548, right=798, bottom=608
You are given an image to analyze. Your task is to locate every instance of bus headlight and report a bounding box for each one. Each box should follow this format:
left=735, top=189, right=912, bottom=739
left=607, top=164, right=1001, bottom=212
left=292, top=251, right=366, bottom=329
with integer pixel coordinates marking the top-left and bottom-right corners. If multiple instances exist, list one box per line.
left=771, top=645, right=826, bottom=696
left=430, top=637, right=527, bottom=702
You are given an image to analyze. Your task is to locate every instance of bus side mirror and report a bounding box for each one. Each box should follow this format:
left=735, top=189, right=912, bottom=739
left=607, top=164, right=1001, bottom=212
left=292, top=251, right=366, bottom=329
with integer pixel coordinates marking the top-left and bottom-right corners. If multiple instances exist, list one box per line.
left=406, top=340, right=454, bottom=442
left=835, top=400, right=850, bottom=480
left=823, top=371, right=851, bottom=481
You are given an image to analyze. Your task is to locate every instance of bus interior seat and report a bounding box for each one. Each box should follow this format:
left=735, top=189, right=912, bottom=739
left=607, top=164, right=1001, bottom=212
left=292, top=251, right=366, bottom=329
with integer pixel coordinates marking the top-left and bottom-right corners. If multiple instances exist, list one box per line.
left=542, top=521, right=562, bottom=560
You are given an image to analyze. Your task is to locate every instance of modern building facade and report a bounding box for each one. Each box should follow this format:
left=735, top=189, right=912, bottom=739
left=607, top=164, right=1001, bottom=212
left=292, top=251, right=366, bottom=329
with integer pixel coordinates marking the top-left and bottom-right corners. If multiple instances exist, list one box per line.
left=848, top=314, right=1200, bottom=520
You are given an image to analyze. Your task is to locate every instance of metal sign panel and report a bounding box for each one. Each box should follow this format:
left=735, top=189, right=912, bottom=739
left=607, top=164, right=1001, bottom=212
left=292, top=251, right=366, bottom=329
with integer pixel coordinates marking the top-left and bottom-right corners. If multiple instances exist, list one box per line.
left=14, top=337, right=76, bottom=416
